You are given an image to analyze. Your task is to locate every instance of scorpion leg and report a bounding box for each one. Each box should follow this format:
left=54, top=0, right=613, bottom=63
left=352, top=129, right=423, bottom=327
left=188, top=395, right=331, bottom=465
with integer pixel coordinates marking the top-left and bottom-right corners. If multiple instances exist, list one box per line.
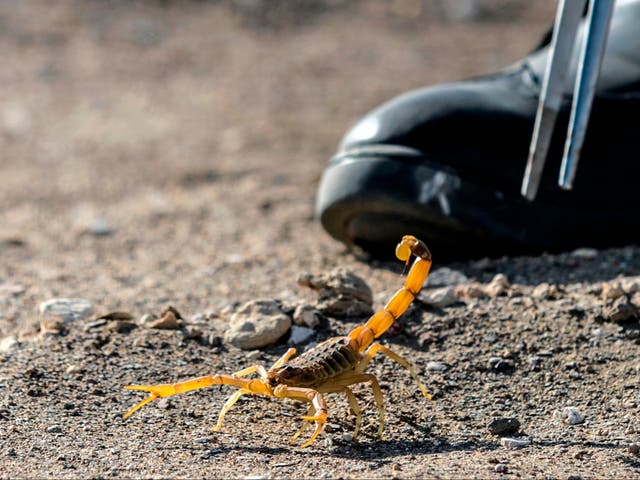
left=289, top=405, right=314, bottom=444
left=210, top=365, right=269, bottom=432
left=212, top=388, right=250, bottom=432
left=273, top=385, right=327, bottom=448
left=270, top=348, right=297, bottom=370
left=343, top=387, right=362, bottom=441
left=329, top=374, right=386, bottom=440
left=358, top=343, right=432, bottom=399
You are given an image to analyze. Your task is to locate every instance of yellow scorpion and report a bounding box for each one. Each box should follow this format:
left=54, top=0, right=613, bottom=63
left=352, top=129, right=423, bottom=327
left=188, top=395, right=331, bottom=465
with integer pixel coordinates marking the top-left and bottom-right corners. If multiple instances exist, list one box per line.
left=124, top=235, right=433, bottom=448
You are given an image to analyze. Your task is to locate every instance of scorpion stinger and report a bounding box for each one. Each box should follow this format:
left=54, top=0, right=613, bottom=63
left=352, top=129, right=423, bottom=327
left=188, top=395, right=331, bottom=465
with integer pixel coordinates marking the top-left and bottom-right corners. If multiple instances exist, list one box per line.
left=124, top=235, right=433, bottom=448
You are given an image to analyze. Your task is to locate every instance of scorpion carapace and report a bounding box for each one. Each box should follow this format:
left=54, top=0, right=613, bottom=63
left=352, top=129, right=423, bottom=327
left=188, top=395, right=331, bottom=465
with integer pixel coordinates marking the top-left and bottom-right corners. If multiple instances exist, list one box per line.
left=123, top=235, right=433, bottom=448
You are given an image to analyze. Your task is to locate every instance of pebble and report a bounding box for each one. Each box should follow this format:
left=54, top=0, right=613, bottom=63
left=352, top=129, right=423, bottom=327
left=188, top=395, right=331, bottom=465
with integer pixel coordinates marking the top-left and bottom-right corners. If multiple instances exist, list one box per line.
left=288, top=325, right=315, bottom=345
left=570, top=248, right=598, bottom=259
left=488, top=357, right=514, bottom=372
left=107, top=320, right=138, bottom=334
left=532, top=283, right=559, bottom=300
left=602, top=297, right=638, bottom=324
left=418, top=287, right=458, bottom=308
left=89, top=216, right=112, bottom=236
left=601, top=282, right=625, bottom=300
left=565, top=408, right=585, bottom=425
left=426, top=361, right=448, bottom=373
left=488, top=417, right=521, bottom=436
left=147, top=306, right=183, bottom=330
left=0, top=336, right=18, bottom=353
left=39, top=298, right=93, bottom=333
left=224, top=299, right=291, bottom=349
left=485, top=274, right=510, bottom=297
left=139, top=313, right=157, bottom=325
left=47, top=425, right=62, bottom=434
left=500, top=437, right=530, bottom=449
left=628, top=443, right=640, bottom=455
left=528, top=356, right=542, bottom=368
left=297, top=268, right=373, bottom=317
left=292, top=304, right=321, bottom=328
left=619, top=276, right=640, bottom=294
left=425, top=267, right=469, bottom=288
left=194, top=437, right=209, bottom=444
left=555, top=407, right=585, bottom=425
left=455, top=284, right=486, bottom=299
left=494, top=464, right=508, bottom=474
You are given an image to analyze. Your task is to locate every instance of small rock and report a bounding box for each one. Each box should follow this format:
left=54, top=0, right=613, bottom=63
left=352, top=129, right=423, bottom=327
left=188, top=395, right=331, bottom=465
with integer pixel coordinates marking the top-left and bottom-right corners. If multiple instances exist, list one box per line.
left=147, top=306, right=183, bottom=330
left=139, top=313, right=158, bottom=325
left=47, top=425, right=62, bottom=434
left=488, top=417, right=521, bottom=436
left=555, top=407, right=585, bottom=425
left=288, top=325, right=315, bottom=345
left=224, top=299, right=291, bottom=350
left=426, top=361, right=448, bottom=373
left=488, top=357, right=514, bottom=372
left=207, top=333, right=222, bottom=347
left=89, top=216, right=112, bottom=236
left=292, top=304, right=322, bottom=328
left=601, top=282, right=625, bottom=300
left=602, top=297, right=638, bottom=323
left=0, top=336, right=17, bottom=353
left=418, top=287, right=457, bottom=308
left=528, top=356, right=542, bottom=369
left=182, top=325, right=203, bottom=340
left=65, top=364, right=84, bottom=374
left=39, top=298, right=93, bottom=334
left=194, top=437, right=209, bottom=444
left=297, top=268, right=373, bottom=317
left=485, top=273, right=509, bottom=297
left=500, top=437, right=531, bottom=449
left=494, top=464, right=508, bottom=474
left=96, top=311, right=135, bottom=321
left=619, top=276, right=640, bottom=294
left=107, top=320, right=138, bottom=334
left=455, top=284, right=487, bottom=299
left=532, top=283, right=559, bottom=300
left=570, top=248, right=598, bottom=259
left=341, top=433, right=353, bottom=443
left=425, top=267, right=469, bottom=288
left=628, top=443, right=640, bottom=455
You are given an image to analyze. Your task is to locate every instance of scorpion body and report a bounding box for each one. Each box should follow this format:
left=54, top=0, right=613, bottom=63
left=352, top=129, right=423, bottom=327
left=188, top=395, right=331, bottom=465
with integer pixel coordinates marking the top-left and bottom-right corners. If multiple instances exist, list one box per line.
left=124, top=235, right=432, bottom=448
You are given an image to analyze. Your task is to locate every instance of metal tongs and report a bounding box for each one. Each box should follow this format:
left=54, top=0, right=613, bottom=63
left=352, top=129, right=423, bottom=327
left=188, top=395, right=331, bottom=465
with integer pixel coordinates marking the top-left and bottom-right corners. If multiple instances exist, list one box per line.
left=521, top=0, right=615, bottom=200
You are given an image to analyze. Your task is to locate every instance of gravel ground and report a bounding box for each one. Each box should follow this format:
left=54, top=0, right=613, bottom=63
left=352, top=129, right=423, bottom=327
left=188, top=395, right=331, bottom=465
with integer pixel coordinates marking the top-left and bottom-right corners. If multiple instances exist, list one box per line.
left=1, top=1, right=639, bottom=478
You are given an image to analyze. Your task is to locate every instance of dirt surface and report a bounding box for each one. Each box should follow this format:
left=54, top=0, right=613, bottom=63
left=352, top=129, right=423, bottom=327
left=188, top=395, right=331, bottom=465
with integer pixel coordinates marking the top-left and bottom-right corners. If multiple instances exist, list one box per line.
left=1, top=1, right=640, bottom=478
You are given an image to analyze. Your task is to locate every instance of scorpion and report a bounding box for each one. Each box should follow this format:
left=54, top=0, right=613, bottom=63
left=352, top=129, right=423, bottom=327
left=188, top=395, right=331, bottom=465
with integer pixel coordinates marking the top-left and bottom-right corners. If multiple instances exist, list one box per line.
left=123, top=235, right=433, bottom=448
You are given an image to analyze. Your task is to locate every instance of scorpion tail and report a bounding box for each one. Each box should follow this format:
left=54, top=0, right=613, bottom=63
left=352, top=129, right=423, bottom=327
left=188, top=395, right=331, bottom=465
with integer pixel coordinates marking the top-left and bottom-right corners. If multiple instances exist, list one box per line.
left=349, top=235, right=432, bottom=352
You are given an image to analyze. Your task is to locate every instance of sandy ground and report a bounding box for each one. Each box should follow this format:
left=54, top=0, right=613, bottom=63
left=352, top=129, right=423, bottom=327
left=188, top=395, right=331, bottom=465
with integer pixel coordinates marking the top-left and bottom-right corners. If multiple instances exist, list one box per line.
left=1, top=1, right=639, bottom=478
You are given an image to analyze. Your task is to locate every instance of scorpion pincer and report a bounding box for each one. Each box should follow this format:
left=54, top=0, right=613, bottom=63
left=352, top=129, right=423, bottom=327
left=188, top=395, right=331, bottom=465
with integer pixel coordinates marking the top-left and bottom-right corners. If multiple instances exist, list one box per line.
left=123, top=235, right=433, bottom=448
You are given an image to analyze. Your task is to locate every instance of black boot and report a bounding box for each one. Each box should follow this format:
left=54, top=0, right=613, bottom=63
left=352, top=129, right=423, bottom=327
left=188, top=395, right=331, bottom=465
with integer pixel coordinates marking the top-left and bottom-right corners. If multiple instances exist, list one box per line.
left=316, top=0, right=640, bottom=260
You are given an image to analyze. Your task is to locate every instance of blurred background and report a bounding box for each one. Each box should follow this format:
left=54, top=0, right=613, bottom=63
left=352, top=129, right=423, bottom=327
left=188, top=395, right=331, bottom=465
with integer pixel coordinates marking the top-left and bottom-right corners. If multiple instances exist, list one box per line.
left=0, top=0, right=555, bottom=336
left=1, top=0, right=555, bottom=209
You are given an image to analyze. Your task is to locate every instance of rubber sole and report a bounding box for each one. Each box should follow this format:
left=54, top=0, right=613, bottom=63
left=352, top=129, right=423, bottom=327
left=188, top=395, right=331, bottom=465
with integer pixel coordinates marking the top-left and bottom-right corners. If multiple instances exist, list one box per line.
left=315, top=148, right=634, bottom=260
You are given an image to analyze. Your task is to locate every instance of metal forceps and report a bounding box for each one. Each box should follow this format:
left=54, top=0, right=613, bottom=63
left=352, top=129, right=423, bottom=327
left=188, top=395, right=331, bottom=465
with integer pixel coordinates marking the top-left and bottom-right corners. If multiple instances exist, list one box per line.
left=521, top=0, right=615, bottom=200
